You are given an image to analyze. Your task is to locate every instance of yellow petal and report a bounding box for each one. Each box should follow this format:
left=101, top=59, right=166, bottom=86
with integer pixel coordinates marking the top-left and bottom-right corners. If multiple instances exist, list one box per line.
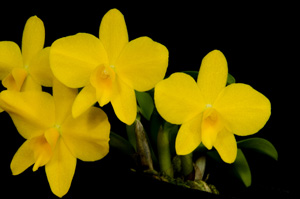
left=22, top=16, right=45, bottom=66
left=53, top=78, right=78, bottom=124
left=111, top=77, right=137, bottom=125
left=20, top=75, right=42, bottom=92
left=72, top=83, right=97, bottom=118
left=214, top=83, right=271, bottom=136
left=50, top=33, right=108, bottom=88
left=175, top=113, right=203, bottom=155
left=46, top=139, right=76, bottom=198
left=29, top=47, right=54, bottom=87
left=0, top=91, right=55, bottom=139
left=115, top=37, right=169, bottom=91
left=214, top=129, right=237, bottom=163
left=0, top=41, right=23, bottom=80
left=99, top=8, right=128, bottom=64
left=44, top=127, right=60, bottom=150
left=10, top=139, right=35, bottom=175
left=197, top=50, right=228, bottom=104
left=2, top=68, right=27, bottom=91
left=154, top=73, right=205, bottom=124
left=61, top=107, right=110, bottom=161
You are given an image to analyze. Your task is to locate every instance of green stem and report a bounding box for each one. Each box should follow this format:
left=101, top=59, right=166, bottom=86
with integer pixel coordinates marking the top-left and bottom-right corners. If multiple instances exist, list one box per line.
left=157, top=124, right=174, bottom=177
left=180, top=153, right=193, bottom=178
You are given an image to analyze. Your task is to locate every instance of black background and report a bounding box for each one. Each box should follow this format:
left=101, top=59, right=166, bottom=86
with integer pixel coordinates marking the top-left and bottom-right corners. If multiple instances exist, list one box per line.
left=0, top=1, right=298, bottom=198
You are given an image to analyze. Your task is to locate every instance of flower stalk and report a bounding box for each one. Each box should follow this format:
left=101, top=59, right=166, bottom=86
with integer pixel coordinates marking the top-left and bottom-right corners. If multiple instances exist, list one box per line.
left=134, top=119, right=154, bottom=171
left=157, top=123, right=174, bottom=177
left=180, top=153, right=194, bottom=179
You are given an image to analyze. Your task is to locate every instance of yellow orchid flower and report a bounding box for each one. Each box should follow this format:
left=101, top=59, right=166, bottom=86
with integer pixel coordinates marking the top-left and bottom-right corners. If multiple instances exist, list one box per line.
left=0, top=79, right=110, bottom=197
left=0, top=16, right=53, bottom=91
left=154, top=50, right=271, bottom=163
left=50, top=9, right=169, bottom=125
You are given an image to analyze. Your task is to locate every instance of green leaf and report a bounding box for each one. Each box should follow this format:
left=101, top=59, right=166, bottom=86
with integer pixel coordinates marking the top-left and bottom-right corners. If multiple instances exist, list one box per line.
left=227, top=73, right=236, bottom=85
left=148, top=107, right=166, bottom=160
left=232, top=149, right=252, bottom=187
left=126, top=122, right=137, bottom=151
left=238, top=138, right=278, bottom=161
left=136, top=91, right=154, bottom=120
left=109, top=131, right=136, bottom=156
left=207, top=149, right=251, bottom=187
left=183, top=71, right=235, bottom=85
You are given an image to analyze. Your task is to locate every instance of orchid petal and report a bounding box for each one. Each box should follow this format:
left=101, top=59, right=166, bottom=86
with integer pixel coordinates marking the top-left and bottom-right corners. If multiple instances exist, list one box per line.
left=214, top=83, right=271, bottom=136
left=53, top=79, right=78, bottom=124
left=0, top=41, right=23, bottom=80
left=115, top=37, right=168, bottom=91
left=72, top=83, right=97, bottom=118
left=214, top=129, right=237, bottom=163
left=46, top=139, right=76, bottom=198
left=111, top=77, right=137, bottom=125
left=62, top=107, right=110, bottom=161
left=2, top=68, right=27, bottom=91
left=50, top=33, right=108, bottom=88
left=99, top=8, right=128, bottom=64
left=0, top=91, right=55, bottom=139
left=29, top=47, right=53, bottom=87
left=197, top=50, right=228, bottom=104
left=175, top=113, right=203, bottom=155
left=10, top=139, right=35, bottom=175
left=154, top=73, right=205, bottom=124
left=20, top=75, right=42, bottom=92
left=22, top=16, right=45, bottom=66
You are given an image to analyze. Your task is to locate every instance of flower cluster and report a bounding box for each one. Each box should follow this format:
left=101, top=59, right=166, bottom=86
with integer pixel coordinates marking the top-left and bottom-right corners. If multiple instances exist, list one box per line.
left=0, top=9, right=273, bottom=197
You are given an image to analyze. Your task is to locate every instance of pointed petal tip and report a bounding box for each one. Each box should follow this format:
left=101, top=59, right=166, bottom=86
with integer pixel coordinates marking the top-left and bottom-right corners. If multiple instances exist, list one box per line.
left=26, top=15, right=43, bottom=27
left=107, top=8, right=122, bottom=14
left=223, top=155, right=236, bottom=164
left=29, top=15, right=41, bottom=21
left=103, top=8, right=125, bottom=20
left=71, top=84, right=97, bottom=119
left=71, top=106, right=82, bottom=119
left=11, top=166, right=22, bottom=176
left=210, top=49, right=224, bottom=55
left=32, top=163, right=39, bottom=172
